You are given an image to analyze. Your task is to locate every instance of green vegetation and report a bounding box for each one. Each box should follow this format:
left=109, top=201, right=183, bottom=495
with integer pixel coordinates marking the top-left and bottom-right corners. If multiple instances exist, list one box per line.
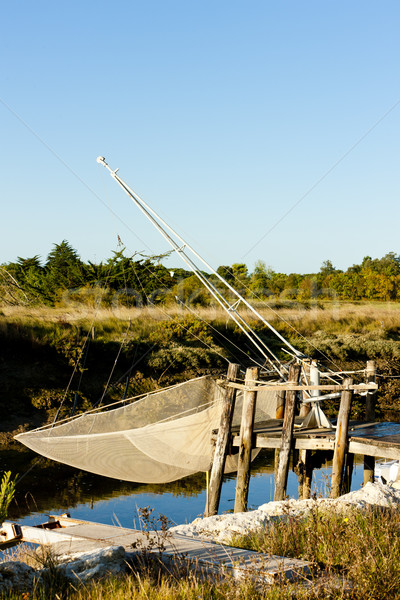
left=2, top=241, right=400, bottom=307
left=1, top=298, right=400, bottom=432
left=0, top=472, right=17, bottom=524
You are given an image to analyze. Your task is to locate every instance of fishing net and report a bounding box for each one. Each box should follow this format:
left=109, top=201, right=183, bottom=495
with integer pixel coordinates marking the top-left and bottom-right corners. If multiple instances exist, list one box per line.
left=15, top=376, right=277, bottom=484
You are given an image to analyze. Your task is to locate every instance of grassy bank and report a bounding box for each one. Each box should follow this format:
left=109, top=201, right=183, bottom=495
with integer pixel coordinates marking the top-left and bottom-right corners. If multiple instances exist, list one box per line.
left=3, top=504, right=400, bottom=599
left=1, top=301, right=400, bottom=433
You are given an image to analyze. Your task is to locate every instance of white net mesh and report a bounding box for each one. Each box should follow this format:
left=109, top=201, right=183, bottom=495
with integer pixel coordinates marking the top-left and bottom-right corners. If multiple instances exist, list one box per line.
left=15, top=376, right=278, bottom=483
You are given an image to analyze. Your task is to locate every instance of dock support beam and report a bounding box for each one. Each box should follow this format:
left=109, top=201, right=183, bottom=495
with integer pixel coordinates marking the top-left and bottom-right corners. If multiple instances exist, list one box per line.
left=234, top=366, right=259, bottom=513
left=206, top=363, right=240, bottom=517
left=330, top=378, right=354, bottom=498
left=295, top=449, right=314, bottom=499
left=343, top=452, right=354, bottom=494
left=363, top=455, right=375, bottom=485
left=274, top=364, right=301, bottom=501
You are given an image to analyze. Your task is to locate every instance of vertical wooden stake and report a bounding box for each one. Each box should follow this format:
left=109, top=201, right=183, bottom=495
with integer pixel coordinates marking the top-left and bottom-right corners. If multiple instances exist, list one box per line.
left=234, top=366, right=259, bottom=513
left=274, top=449, right=280, bottom=484
left=295, top=449, right=313, bottom=500
left=363, top=455, right=375, bottom=485
left=330, top=378, right=354, bottom=498
left=206, top=363, right=240, bottom=517
left=274, top=364, right=301, bottom=501
left=275, top=390, right=285, bottom=475
left=276, top=390, right=285, bottom=419
left=303, top=450, right=314, bottom=499
left=365, top=360, right=376, bottom=422
left=343, top=453, right=354, bottom=494
left=294, top=449, right=305, bottom=498
left=299, top=362, right=311, bottom=419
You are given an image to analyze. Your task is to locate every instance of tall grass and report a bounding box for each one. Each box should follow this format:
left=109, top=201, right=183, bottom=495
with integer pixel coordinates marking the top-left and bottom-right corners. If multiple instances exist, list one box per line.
left=231, top=504, right=400, bottom=599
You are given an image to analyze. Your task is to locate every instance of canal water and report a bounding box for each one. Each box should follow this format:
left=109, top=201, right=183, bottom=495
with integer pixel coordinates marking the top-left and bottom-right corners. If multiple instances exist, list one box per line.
left=1, top=447, right=364, bottom=530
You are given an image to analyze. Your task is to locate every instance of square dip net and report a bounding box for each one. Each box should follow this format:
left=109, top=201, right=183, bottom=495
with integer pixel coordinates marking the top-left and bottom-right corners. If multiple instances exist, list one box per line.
left=15, top=376, right=277, bottom=484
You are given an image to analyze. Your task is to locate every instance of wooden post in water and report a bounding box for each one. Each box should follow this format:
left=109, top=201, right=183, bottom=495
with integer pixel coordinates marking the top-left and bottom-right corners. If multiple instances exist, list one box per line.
left=363, top=455, right=375, bottom=485
left=206, top=363, right=240, bottom=517
left=343, top=452, right=354, bottom=494
left=365, top=360, right=376, bottom=422
left=274, top=389, right=285, bottom=486
left=274, top=364, right=301, bottom=501
left=234, top=366, right=259, bottom=513
left=330, top=378, right=354, bottom=498
left=363, top=361, right=376, bottom=484
left=294, top=449, right=315, bottom=500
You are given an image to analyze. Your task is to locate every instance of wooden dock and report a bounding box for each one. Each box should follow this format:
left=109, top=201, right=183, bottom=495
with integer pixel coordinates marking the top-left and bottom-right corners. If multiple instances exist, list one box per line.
left=2, top=515, right=311, bottom=584
left=207, top=360, right=400, bottom=515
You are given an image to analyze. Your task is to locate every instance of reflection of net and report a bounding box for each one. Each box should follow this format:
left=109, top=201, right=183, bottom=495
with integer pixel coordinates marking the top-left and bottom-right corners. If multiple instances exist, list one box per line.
left=15, top=376, right=277, bottom=484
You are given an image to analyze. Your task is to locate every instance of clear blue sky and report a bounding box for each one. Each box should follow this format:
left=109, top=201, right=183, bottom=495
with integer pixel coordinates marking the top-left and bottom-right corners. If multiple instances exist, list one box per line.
left=1, top=1, right=399, bottom=274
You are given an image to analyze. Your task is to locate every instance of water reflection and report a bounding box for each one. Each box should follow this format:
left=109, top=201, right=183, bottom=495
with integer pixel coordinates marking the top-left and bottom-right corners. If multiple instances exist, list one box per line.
left=0, top=448, right=364, bottom=529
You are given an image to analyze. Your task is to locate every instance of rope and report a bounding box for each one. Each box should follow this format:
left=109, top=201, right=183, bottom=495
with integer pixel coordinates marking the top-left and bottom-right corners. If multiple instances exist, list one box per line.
left=95, top=319, right=132, bottom=409
left=52, top=243, right=132, bottom=425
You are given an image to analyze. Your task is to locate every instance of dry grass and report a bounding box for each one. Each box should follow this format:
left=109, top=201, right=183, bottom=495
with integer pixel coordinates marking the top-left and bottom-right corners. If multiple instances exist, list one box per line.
left=2, top=300, right=400, bottom=334
left=232, top=504, right=400, bottom=599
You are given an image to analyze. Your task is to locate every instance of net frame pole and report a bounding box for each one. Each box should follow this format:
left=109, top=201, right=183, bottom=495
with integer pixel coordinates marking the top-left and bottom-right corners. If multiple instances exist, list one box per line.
left=97, top=157, right=304, bottom=373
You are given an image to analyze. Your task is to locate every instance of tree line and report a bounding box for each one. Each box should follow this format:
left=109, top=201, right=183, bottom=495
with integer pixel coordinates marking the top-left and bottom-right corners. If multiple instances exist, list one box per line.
left=1, top=240, right=400, bottom=306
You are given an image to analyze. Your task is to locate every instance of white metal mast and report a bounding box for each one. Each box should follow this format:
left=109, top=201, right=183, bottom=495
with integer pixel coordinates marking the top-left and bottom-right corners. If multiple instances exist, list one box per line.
left=97, top=157, right=306, bottom=377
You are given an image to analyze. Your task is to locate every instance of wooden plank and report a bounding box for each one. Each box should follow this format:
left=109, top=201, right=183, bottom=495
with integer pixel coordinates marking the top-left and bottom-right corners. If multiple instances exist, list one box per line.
left=348, top=440, right=400, bottom=460
left=207, top=363, right=240, bottom=516
left=222, top=382, right=377, bottom=392
left=234, top=366, right=259, bottom=513
left=232, top=435, right=335, bottom=451
left=274, top=364, right=301, bottom=501
left=13, top=517, right=311, bottom=584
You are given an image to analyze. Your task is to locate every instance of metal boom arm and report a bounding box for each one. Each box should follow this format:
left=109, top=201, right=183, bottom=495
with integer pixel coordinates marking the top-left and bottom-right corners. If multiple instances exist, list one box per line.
left=97, top=156, right=304, bottom=376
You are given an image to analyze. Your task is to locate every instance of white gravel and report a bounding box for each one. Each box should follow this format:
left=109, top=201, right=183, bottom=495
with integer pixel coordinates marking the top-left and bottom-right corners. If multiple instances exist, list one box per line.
left=170, top=482, right=400, bottom=544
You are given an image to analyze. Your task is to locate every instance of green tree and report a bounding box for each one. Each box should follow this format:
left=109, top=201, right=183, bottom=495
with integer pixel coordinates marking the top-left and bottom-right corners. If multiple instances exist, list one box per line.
left=250, top=260, right=273, bottom=297
left=44, top=240, right=85, bottom=298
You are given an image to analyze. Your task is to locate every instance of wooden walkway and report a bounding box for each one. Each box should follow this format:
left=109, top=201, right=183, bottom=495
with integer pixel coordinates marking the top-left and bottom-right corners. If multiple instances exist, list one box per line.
left=4, top=515, right=311, bottom=584
left=231, top=420, right=400, bottom=460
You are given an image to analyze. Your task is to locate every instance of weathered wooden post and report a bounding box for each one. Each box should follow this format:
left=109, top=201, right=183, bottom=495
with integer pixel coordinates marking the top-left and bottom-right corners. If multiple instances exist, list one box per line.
left=274, top=389, right=285, bottom=486
left=330, top=378, right=354, bottom=498
left=343, top=452, right=354, bottom=494
left=295, top=449, right=314, bottom=499
left=363, top=361, right=377, bottom=484
left=276, top=389, right=285, bottom=419
left=365, top=360, right=376, bottom=422
left=274, top=363, right=301, bottom=501
left=363, top=455, right=375, bottom=485
left=234, top=366, right=259, bottom=513
left=303, top=452, right=314, bottom=499
left=206, top=363, right=240, bottom=517
left=299, top=360, right=311, bottom=419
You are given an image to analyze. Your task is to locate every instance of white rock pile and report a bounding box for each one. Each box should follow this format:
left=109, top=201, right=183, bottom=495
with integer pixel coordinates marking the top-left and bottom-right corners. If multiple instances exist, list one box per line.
left=170, top=482, right=400, bottom=544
